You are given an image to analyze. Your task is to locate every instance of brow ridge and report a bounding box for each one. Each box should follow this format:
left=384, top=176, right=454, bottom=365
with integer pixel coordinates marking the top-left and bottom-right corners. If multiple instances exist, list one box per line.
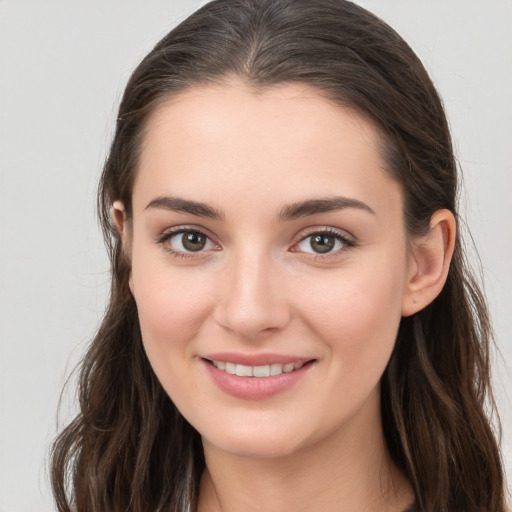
left=145, top=196, right=225, bottom=220
left=278, top=196, right=375, bottom=221
left=145, top=195, right=373, bottom=222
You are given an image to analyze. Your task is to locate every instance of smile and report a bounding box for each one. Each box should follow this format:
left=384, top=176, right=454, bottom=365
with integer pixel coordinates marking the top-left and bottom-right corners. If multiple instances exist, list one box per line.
left=203, top=357, right=315, bottom=399
left=209, top=360, right=306, bottom=377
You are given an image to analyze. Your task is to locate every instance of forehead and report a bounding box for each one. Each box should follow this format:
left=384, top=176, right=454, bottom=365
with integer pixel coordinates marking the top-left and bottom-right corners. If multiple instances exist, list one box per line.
left=133, top=81, right=402, bottom=221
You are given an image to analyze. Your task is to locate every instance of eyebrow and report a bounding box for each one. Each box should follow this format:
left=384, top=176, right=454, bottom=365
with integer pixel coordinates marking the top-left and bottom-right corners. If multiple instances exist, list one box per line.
left=278, top=196, right=375, bottom=221
left=145, top=196, right=225, bottom=220
left=144, top=195, right=374, bottom=222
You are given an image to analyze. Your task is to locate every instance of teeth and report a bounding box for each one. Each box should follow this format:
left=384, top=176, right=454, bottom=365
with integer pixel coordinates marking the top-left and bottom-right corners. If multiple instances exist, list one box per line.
left=235, top=364, right=253, bottom=377
left=253, top=365, right=270, bottom=377
left=211, top=360, right=307, bottom=377
left=283, top=363, right=295, bottom=373
left=270, top=363, right=283, bottom=376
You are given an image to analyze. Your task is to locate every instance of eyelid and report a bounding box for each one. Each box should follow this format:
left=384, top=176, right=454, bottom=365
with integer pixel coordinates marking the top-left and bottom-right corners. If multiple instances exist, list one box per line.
left=291, top=225, right=354, bottom=243
left=290, top=226, right=356, bottom=257
left=155, top=224, right=355, bottom=260
left=156, top=225, right=220, bottom=258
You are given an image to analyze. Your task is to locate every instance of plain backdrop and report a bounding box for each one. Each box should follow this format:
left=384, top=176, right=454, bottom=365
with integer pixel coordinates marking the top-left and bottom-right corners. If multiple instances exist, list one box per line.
left=0, top=1, right=510, bottom=510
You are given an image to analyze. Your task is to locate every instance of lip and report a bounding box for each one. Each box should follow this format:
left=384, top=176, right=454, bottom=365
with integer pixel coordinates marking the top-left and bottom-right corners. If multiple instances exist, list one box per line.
left=201, top=354, right=315, bottom=400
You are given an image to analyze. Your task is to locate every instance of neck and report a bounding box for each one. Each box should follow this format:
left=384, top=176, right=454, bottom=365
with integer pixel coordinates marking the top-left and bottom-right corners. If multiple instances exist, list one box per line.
left=196, top=392, right=413, bottom=512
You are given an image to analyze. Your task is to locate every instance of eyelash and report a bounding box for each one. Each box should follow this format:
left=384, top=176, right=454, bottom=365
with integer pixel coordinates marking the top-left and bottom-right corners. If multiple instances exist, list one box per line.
left=156, top=226, right=356, bottom=260
left=292, top=228, right=356, bottom=260
left=156, top=226, right=218, bottom=259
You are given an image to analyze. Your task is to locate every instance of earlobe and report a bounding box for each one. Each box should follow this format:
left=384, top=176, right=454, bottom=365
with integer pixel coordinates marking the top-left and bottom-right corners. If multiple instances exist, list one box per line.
left=401, top=209, right=456, bottom=317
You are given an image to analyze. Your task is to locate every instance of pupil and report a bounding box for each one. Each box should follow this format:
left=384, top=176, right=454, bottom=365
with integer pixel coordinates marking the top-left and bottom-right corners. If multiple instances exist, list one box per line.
left=310, top=234, right=335, bottom=254
left=182, top=232, right=206, bottom=251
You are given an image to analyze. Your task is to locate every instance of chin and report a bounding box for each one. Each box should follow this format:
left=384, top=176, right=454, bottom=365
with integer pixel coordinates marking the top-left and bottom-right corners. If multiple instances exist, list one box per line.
left=201, top=424, right=308, bottom=460
left=208, top=439, right=302, bottom=460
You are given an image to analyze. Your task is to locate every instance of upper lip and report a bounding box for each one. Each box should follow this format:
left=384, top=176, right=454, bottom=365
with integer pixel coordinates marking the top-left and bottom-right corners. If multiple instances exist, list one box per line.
left=202, top=352, right=315, bottom=366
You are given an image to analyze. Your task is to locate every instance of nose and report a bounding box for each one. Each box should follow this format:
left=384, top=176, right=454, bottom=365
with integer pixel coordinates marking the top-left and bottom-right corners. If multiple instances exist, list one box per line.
left=213, top=249, right=291, bottom=340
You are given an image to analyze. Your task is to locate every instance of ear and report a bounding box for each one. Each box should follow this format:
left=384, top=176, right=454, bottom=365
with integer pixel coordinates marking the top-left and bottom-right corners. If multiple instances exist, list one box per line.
left=112, top=200, right=134, bottom=294
left=401, top=209, right=456, bottom=317
left=112, top=200, right=127, bottom=237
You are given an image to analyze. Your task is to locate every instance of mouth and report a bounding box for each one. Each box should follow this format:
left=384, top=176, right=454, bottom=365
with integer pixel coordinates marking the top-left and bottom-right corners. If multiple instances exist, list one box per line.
left=205, top=359, right=310, bottom=378
left=202, top=356, right=316, bottom=400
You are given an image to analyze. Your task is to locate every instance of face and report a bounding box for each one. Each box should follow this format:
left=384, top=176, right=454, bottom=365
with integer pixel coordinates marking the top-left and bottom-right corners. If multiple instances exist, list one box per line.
left=124, top=82, right=416, bottom=459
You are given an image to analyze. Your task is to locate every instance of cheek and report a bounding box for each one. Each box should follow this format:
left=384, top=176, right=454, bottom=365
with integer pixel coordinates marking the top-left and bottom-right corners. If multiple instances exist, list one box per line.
left=129, top=251, right=215, bottom=378
left=295, top=257, right=406, bottom=374
left=132, top=272, right=214, bottom=407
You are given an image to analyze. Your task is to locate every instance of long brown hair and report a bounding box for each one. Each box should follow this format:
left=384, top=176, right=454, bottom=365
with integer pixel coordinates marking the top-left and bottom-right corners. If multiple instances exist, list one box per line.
left=51, top=1, right=506, bottom=510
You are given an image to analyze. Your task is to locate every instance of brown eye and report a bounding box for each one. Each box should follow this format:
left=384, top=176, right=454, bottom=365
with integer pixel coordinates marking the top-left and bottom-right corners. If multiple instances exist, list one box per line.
left=294, top=229, right=354, bottom=256
left=181, top=231, right=207, bottom=252
left=310, top=234, right=336, bottom=253
left=162, top=229, right=216, bottom=255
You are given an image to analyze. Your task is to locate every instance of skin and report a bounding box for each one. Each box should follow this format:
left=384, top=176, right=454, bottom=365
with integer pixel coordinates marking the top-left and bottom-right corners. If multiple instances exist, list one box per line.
left=114, top=81, right=455, bottom=512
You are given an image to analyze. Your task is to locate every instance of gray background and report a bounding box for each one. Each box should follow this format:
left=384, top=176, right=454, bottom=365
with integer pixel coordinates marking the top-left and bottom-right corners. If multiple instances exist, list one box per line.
left=0, top=1, right=510, bottom=510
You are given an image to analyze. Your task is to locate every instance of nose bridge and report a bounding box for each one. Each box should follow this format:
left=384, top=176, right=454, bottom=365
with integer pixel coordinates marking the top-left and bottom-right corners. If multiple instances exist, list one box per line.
left=214, top=243, right=289, bottom=338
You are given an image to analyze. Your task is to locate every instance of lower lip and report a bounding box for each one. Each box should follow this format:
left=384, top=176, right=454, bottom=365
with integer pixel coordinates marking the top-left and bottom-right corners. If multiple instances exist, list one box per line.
left=202, top=359, right=314, bottom=400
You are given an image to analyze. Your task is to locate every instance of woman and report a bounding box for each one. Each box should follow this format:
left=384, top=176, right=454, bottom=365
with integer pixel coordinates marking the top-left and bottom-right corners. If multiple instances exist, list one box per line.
left=51, top=0, right=507, bottom=510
